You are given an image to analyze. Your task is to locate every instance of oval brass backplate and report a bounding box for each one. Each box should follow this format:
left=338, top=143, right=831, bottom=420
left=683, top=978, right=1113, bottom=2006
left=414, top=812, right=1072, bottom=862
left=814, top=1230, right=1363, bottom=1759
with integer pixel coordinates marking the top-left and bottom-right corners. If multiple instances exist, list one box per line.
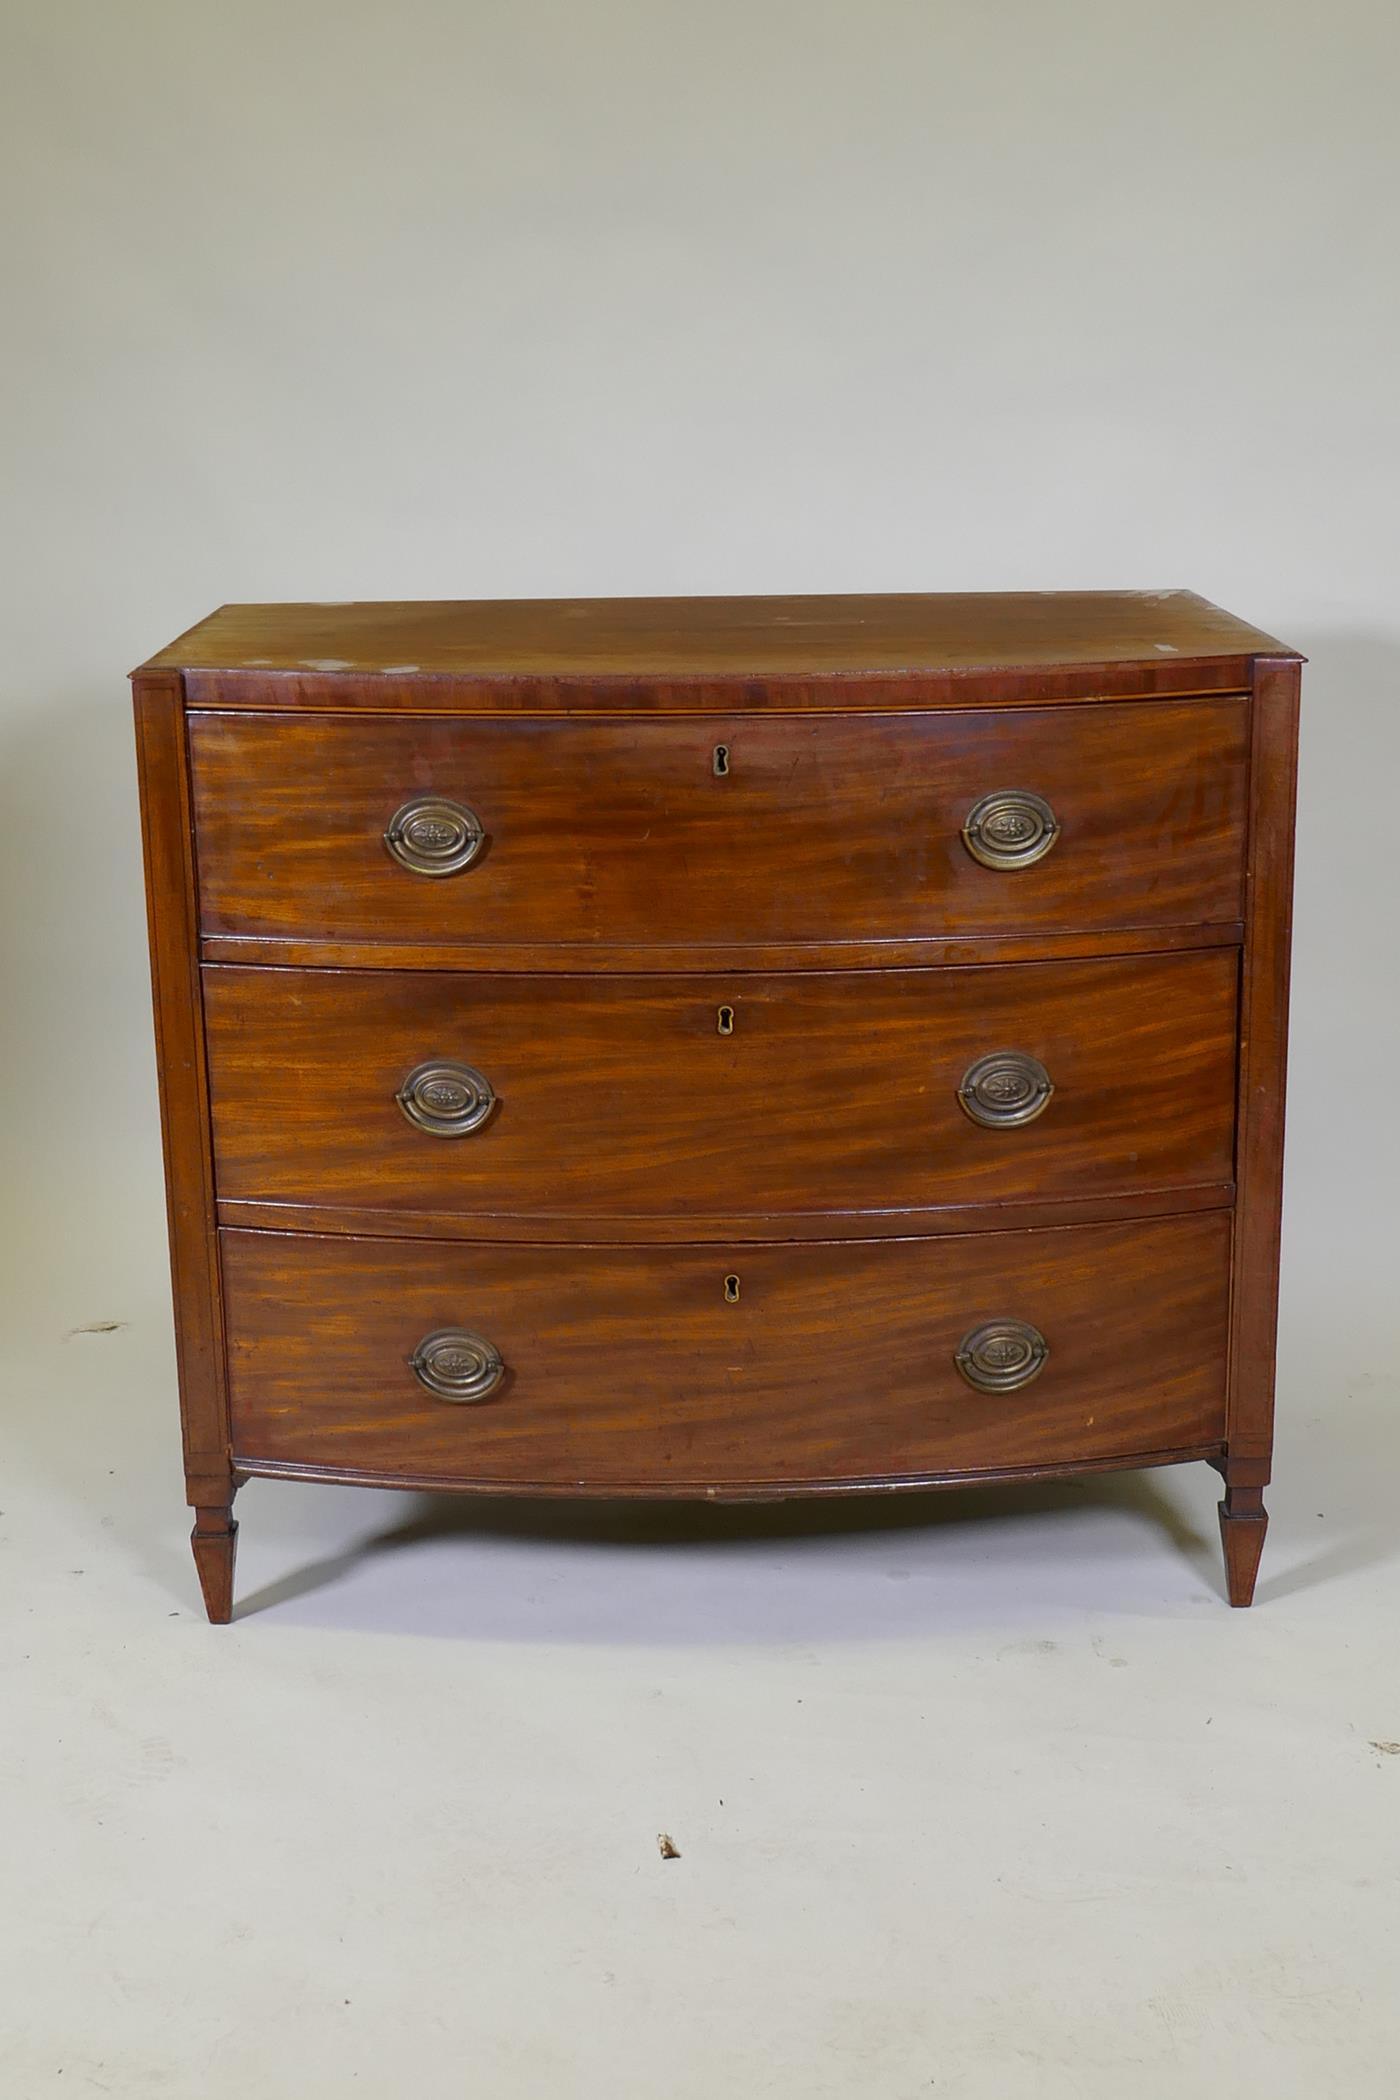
left=961, top=789, right=1059, bottom=871
left=383, top=795, right=485, bottom=877
left=409, top=1329, right=505, bottom=1402
left=396, top=1059, right=496, bottom=1137
left=957, top=1049, right=1054, bottom=1128
left=954, top=1318, right=1049, bottom=1393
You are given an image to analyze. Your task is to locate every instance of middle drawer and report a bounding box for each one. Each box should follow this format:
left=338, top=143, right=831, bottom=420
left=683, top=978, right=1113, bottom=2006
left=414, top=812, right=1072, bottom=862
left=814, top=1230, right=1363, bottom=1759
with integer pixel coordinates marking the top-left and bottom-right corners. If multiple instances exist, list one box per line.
left=204, top=951, right=1237, bottom=1226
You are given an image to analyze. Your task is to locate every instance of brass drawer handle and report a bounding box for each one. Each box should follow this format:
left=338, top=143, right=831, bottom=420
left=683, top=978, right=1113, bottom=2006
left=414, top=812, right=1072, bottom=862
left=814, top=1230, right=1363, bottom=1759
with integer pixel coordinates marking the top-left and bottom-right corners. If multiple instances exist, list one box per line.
left=384, top=795, right=485, bottom=876
left=958, top=1049, right=1054, bottom=1128
left=955, top=1318, right=1049, bottom=1393
left=410, top=1329, right=504, bottom=1402
left=962, top=789, right=1059, bottom=870
left=396, top=1059, right=496, bottom=1137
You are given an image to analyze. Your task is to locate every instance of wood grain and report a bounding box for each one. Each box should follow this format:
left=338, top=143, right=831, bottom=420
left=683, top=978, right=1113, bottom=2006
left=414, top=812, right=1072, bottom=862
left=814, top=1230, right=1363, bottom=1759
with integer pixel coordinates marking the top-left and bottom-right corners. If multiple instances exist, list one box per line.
left=182, top=667, right=1256, bottom=712
left=203, top=952, right=1240, bottom=1225
left=1219, top=1478, right=1269, bottom=1607
left=190, top=1505, right=238, bottom=1624
left=131, top=593, right=1301, bottom=1614
left=1226, top=659, right=1301, bottom=1468
left=215, top=1185, right=1235, bottom=1246
left=131, top=671, right=232, bottom=1510
left=234, top=1443, right=1227, bottom=1501
left=198, top=921, right=1244, bottom=975
left=188, top=702, right=1248, bottom=954
left=221, top=1214, right=1232, bottom=1489
left=138, top=589, right=1297, bottom=699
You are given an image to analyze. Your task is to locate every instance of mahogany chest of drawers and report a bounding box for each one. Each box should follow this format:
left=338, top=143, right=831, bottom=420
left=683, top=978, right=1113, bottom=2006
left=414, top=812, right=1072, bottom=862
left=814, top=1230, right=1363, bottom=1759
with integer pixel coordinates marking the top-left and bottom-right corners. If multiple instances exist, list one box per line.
left=132, top=592, right=1301, bottom=1621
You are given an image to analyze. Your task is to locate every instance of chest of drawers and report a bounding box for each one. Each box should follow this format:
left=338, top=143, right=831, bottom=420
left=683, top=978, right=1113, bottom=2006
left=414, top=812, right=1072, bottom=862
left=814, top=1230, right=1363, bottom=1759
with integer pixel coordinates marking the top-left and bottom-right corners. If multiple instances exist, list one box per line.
left=132, top=592, right=1301, bottom=1621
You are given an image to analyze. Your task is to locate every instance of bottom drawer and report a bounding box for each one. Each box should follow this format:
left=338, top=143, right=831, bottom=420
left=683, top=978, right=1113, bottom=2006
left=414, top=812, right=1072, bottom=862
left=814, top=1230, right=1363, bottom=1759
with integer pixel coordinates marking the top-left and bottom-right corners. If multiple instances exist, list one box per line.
left=222, top=1215, right=1230, bottom=1490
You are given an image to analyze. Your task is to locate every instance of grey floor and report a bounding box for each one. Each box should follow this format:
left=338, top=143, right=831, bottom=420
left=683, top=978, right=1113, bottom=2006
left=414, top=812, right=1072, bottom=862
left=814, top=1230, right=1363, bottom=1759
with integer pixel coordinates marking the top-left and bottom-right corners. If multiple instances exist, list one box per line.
left=5, top=1249, right=1398, bottom=2098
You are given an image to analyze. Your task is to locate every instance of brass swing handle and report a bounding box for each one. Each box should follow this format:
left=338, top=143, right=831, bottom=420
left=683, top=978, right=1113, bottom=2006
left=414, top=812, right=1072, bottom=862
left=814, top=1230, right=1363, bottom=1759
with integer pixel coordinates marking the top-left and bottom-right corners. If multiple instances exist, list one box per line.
left=395, top=1060, right=496, bottom=1137
left=409, top=1329, right=505, bottom=1403
left=957, top=1050, right=1054, bottom=1128
left=961, top=789, right=1059, bottom=870
left=955, top=1319, right=1048, bottom=1393
left=384, top=795, right=485, bottom=876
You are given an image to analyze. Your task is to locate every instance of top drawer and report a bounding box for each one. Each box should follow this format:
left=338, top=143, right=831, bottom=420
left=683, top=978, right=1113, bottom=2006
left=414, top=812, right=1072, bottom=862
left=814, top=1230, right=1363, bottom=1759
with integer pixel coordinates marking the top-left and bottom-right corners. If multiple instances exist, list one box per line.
left=188, top=701, right=1246, bottom=959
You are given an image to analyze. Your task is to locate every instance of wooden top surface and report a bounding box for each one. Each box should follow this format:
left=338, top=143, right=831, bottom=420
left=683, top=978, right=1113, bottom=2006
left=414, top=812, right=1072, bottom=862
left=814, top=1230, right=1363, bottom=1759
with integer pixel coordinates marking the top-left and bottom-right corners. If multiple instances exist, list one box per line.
left=137, top=592, right=1298, bottom=681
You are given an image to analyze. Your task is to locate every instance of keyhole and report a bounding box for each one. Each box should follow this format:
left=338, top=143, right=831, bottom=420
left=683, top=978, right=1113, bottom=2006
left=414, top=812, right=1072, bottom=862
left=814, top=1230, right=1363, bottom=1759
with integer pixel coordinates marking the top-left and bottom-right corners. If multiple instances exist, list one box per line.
left=723, top=1274, right=741, bottom=1303
left=712, top=744, right=730, bottom=777
left=717, top=1005, right=735, bottom=1035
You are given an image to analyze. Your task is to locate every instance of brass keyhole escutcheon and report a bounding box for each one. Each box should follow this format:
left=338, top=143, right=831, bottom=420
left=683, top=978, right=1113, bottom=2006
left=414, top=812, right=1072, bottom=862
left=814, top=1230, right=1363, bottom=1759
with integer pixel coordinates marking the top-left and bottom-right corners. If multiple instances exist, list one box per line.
left=717, top=1005, right=735, bottom=1035
left=712, top=744, right=730, bottom=777
left=724, top=1274, right=741, bottom=1303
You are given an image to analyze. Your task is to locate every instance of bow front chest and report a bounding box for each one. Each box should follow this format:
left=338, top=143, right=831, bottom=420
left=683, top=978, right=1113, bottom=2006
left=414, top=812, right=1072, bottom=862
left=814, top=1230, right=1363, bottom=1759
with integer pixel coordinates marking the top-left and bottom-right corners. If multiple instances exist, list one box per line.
left=132, top=592, right=1301, bottom=1620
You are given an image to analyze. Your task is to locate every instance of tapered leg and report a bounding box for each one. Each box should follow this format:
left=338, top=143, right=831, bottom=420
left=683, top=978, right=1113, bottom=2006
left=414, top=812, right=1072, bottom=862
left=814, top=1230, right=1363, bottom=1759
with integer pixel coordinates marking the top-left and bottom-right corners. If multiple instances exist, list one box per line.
left=191, top=1497, right=239, bottom=1623
left=1217, top=1473, right=1269, bottom=1607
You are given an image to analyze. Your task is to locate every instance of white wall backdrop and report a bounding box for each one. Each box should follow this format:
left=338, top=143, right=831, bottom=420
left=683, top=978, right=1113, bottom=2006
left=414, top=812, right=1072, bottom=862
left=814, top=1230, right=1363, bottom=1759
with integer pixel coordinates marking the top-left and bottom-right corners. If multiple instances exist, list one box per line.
left=2, top=0, right=1397, bottom=1370
left=5, top=1, right=1396, bottom=1369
